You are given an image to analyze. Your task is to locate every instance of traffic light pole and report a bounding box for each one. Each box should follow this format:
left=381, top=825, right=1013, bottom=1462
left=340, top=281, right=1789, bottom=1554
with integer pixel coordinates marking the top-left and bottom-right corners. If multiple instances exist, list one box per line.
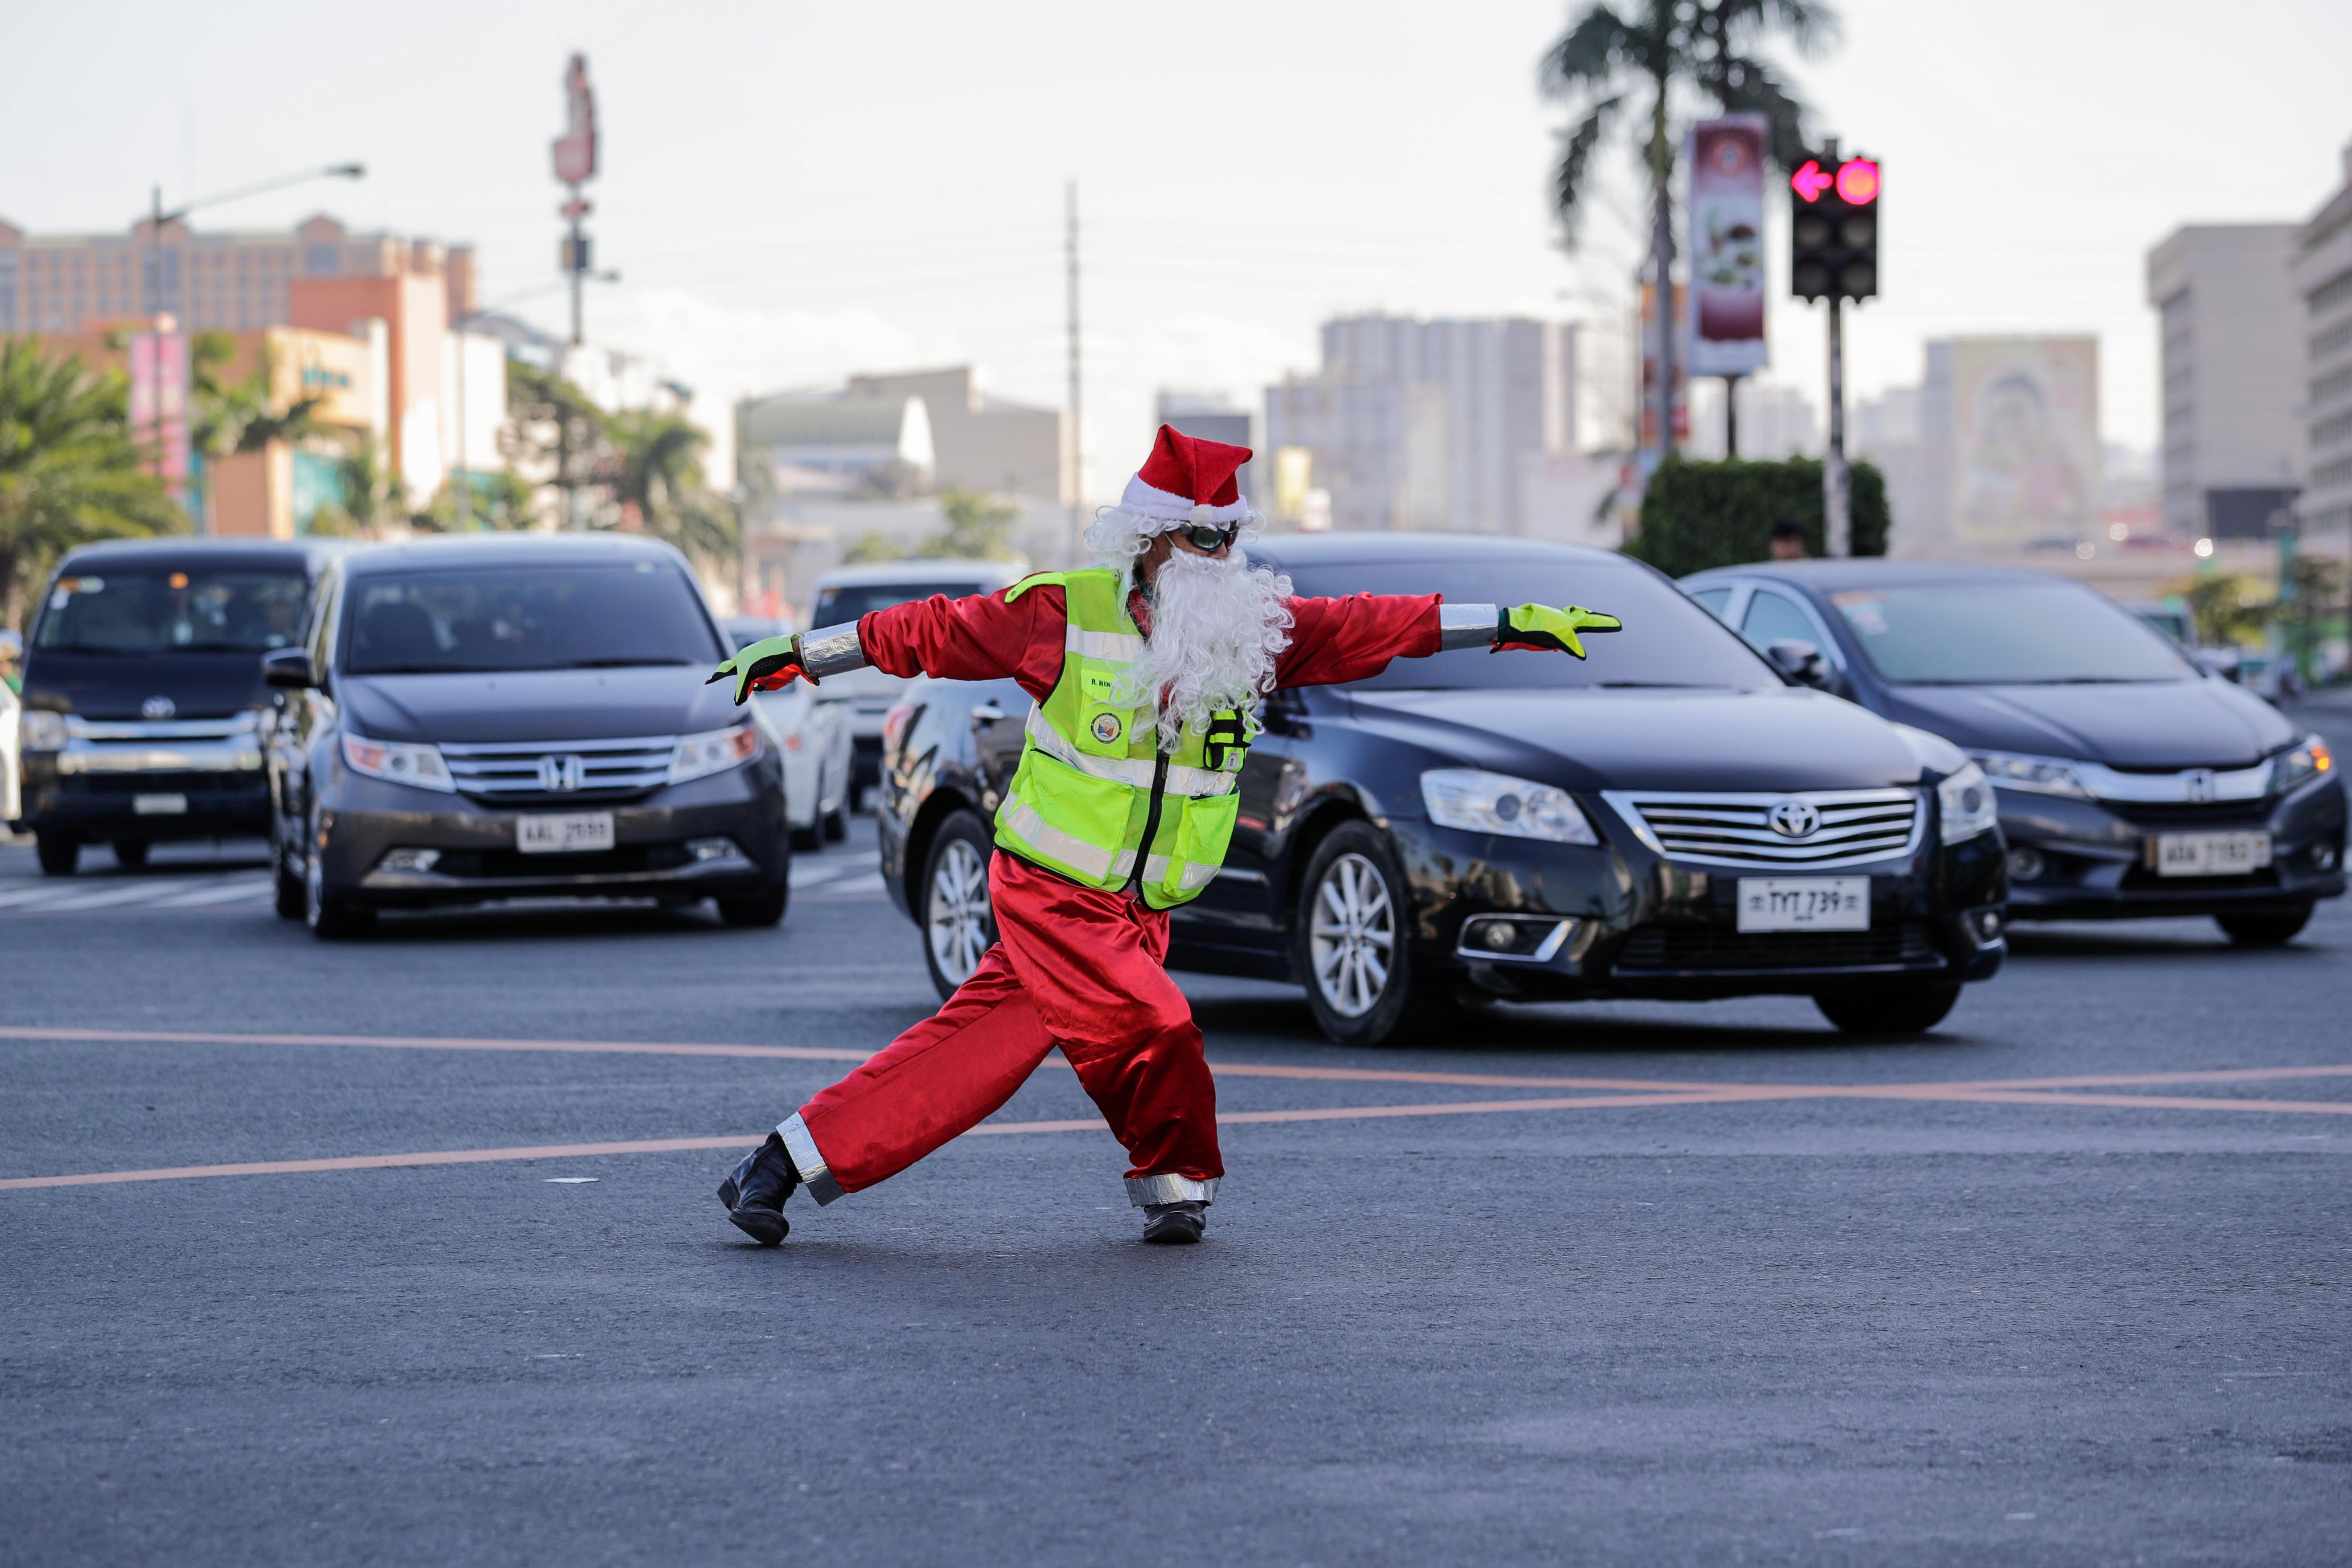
left=1825, top=296, right=1850, bottom=556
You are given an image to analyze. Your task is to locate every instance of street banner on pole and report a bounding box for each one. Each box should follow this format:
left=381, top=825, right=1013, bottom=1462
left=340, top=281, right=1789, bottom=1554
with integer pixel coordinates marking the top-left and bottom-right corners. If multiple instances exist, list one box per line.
left=128, top=328, right=189, bottom=504
left=1687, top=114, right=1769, bottom=378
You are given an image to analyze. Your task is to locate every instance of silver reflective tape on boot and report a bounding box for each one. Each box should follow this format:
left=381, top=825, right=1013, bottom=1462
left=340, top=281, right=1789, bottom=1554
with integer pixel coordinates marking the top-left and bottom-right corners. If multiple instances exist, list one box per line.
left=798, top=621, right=868, bottom=681
left=1125, top=1173, right=1217, bottom=1207
left=1438, top=603, right=1500, bottom=650
left=777, top=1112, right=846, bottom=1206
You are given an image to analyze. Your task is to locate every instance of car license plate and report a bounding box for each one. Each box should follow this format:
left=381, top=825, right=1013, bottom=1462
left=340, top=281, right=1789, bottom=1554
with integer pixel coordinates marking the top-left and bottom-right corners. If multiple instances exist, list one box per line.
left=1737, top=877, right=1870, bottom=932
left=517, top=811, right=614, bottom=854
left=133, top=793, right=187, bottom=815
left=2154, top=831, right=2270, bottom=877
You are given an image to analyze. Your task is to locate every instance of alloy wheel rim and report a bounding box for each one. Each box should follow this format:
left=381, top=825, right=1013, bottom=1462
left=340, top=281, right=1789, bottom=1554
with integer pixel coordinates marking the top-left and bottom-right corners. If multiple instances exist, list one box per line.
left=928, top=839, right=991, bottom=984
left=1309, top=852, right=1395, bottom=1019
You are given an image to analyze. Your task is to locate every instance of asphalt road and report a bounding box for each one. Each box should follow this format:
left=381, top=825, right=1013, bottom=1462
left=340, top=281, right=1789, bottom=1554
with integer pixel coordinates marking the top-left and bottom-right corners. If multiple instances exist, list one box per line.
left=4, top=701, right=2349, bottom=1566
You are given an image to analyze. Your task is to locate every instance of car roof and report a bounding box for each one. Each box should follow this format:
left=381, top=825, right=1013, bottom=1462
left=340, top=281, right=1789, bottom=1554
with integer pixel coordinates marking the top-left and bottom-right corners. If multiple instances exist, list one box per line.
left=815, top=558, right=1024, bottom=588
left=341, top=532, right=691, bottom=577
left=1252, top=531, right=1627, bottom=568
left=57, top=537, right=346, bottom=573
left=1680, top=558, right=2093, bottom=593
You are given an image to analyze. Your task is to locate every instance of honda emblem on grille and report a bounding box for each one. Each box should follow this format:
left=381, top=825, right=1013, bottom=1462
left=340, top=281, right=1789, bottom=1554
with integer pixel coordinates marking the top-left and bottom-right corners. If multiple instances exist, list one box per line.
left=1768, top=799, right=1820, bottom=839
left=2182, top=768, right=2216, bottom=804
left=538, top=754, right=585, bottom=792
left=140, top=696, right=176, bottom=720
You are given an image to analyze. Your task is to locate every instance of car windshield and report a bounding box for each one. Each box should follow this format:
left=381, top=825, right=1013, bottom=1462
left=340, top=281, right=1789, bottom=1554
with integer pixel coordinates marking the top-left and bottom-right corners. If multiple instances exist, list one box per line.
left=814, top=581, right=994, bottom=623
left=1268, top=557, right=1778, bottom=691
left=1829, top=582, right=2196, bottom=683
left=35, top=567, right=310, bottom=654
left=343, top=563, right=724, bottom=675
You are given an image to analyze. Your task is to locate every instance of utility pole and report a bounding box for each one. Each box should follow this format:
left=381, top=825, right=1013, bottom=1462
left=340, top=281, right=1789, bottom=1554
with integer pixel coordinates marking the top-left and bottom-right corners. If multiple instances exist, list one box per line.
left=552, top=54, right=599, bottom=350
left=1818, top=136, right=1850, bottom=556
left=1065, top=179, right=1083, bottom=568
left=147, top=185, right=167, bottom=490
left=1724, top=373, right=1740, bottom=459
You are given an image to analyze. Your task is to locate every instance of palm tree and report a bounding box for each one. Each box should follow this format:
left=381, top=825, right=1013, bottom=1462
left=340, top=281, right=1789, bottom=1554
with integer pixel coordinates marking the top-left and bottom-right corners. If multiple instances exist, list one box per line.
left=608, top=407, right=740, bottom=573
left=0, top=341, right=182, bottom=631
left=1542, top=0, right=1838, bottom=456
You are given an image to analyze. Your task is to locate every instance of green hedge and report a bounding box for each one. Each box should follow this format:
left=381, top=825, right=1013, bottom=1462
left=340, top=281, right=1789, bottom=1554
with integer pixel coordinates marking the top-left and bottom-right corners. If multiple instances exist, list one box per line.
left=1626, top=455, right=1887, bottom=577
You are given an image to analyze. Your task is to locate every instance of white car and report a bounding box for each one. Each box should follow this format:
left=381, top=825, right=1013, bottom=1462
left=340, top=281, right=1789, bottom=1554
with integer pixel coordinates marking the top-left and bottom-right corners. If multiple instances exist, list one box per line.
left=1, top=676, right=20, bottom=830
left=724, top=616, right=852, bottom=849
left=807, top=560, right=1027, bottom=808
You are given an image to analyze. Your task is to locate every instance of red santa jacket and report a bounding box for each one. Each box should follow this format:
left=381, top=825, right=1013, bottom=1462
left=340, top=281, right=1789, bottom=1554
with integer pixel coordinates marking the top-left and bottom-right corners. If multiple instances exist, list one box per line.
left=852, top=582, right=1443, bottom=702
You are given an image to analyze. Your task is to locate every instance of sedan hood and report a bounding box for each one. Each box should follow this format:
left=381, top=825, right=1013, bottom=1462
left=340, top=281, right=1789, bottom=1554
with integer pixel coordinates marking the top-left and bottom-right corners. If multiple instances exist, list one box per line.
left=339, top=667, right=744, bottom=744
left=1878, top=679, right=2293, bottom=770
left=1347, top=687, right=1925, bottom=792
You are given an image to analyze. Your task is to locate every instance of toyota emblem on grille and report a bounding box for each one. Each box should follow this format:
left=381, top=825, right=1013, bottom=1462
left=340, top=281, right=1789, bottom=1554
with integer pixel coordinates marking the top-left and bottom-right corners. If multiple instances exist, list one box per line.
left=140, top=696, right=176, bottom=720
left=2182, top=768, right=2216, bottom=803
left=538, top=754, right=585, bottom=792
left=1768, top=799, right=1820, bottom=839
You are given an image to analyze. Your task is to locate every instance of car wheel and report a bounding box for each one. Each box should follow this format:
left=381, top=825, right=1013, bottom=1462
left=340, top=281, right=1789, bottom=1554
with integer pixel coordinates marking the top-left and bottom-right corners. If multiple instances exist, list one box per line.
left=2215, top=904, right=2314, bottom=947
left=303, top=840, right=374, bottom=941
left=1814, top=983, right=1962, bottom=1036
left=921, top=810, right=996, bottom=1000
left=270, top=814, right=304, bottom=919
left=790, top=821, right=822, bottom=852
left=1294, top=821, right=1456, bottom=1047
left=717, top=881, right=789, bottom=927
left=823, top=801, right=848, bottom=843
left=34, top=831, right=79, bottom=877
left=111, top=837, right=150, bottom=870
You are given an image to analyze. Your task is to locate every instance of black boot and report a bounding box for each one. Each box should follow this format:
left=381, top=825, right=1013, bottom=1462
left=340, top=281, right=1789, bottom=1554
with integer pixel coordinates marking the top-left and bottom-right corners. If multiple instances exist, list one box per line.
left=1140, top=1200, right=1207, bottom=1245
left=717, top=1132, right=799, bottom=1245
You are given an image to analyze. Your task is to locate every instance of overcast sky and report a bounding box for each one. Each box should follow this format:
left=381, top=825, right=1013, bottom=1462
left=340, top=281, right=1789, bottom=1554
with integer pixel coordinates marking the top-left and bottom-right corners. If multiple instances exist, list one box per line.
left=4, top=0, right=2349, bottom=494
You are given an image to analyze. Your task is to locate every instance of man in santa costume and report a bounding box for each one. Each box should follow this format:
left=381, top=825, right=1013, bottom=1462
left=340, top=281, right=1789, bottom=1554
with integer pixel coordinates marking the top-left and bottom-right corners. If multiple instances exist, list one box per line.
left=708, top=426, right=1620, bottom=1246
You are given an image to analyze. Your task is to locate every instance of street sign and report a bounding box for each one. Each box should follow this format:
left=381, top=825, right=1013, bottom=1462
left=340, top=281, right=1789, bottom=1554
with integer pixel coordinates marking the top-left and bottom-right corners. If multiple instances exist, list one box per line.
left=552, top=54, right=597, bottom=186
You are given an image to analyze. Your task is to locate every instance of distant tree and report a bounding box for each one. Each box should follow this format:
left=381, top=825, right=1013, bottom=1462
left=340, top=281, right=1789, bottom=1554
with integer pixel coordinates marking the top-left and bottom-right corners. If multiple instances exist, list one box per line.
left=842, top=531, right=903, bottom=564
left=1542, top=0, right=1838, bottom=456
left=0, top=341, right=182, bottom=632
left=189, top=331, right=325, bottom=460
left=504, top=361, right=610, bottom=528
left=2273, top=555, right=2346, bottom=681
left=917, top=488, right=1019, bottom=560
left=306, top=439, right=406, bottom=539
left=2180, top=574, right=2271, bottom=648
left=609, top=407, right=740, bottom=573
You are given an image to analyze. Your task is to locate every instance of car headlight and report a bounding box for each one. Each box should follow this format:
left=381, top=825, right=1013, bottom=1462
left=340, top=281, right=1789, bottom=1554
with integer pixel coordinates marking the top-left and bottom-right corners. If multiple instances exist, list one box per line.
left=2270, top=734, right=2333, bottom=794
left=20, top=710, right=68, bottom=751
left=341, top=732, right=456, bottom=793
left=1421, top=768, right=1599, bottom=845
left=1967, top=749, right=2090, bottom=798
left=1937, top=761, right=2000, bottom=844
left=669, top=721, right=761, bottom=786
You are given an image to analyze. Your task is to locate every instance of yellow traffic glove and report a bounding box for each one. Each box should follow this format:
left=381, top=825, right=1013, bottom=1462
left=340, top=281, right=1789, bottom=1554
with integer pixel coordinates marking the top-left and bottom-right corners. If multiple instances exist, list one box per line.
left=1495, top=604, right=1622, bottom=660
left=706, top=634, right=814, bottom=705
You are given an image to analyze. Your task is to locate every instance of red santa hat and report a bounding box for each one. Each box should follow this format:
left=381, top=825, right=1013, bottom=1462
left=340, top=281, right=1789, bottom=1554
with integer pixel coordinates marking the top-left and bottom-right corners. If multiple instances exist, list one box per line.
left=1117, top=424, right=1254, bottom=529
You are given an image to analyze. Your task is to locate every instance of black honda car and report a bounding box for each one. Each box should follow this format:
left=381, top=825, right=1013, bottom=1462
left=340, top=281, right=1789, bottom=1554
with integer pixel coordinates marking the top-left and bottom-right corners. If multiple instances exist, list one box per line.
left=1679, top=560, right=2344, bottom=944
left=876, top=535, right=2007, bottom=1045
left=263, top=534, right=789, bottom=938
left=15, top=538, right=342, bottom=875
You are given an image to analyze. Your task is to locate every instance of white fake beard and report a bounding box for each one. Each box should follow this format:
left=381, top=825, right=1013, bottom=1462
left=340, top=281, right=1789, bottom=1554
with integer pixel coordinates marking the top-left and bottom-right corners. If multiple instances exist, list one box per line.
left=1116, top=544, right=1295, bottom=750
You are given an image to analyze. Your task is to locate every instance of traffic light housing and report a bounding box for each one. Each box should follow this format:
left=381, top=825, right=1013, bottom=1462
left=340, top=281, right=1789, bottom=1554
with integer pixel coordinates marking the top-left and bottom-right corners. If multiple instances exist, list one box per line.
left=1789, top=154, right=1879, bottom=302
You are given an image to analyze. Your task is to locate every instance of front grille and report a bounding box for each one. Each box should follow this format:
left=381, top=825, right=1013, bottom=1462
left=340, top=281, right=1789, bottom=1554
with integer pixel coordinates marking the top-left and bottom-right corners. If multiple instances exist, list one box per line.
left=1602, top=788, right=1920, bottom=869
left=2104, top=800, right=2274, bottom=830
left=70, top=770, right=262, bottom=797
left=1615, top=921, right=1937, bottom=973
left=438, top=735, right=675, bottom=801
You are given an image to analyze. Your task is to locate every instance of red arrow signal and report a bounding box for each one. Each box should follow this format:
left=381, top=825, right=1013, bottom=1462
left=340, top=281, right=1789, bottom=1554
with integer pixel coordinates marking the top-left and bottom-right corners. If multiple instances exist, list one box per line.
left=1790, top=160, right=1834, bottom=202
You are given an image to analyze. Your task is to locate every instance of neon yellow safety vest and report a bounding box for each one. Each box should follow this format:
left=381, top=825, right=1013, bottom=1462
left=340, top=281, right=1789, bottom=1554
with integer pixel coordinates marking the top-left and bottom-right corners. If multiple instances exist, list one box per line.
left=993, top=568, right=1255, bottom=910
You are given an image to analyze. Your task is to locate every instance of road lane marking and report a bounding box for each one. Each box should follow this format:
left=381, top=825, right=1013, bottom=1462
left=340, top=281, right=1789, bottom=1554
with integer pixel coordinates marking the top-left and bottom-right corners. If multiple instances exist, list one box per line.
left=7, top=1086, right=2348, bottom=1191
left=8, top=1025, right=2352, bottom=1100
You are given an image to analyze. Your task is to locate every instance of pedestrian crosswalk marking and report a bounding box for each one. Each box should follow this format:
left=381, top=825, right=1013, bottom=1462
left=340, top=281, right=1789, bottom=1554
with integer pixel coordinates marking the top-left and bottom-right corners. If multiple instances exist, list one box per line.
left=0, top=874, right=273, bottom=914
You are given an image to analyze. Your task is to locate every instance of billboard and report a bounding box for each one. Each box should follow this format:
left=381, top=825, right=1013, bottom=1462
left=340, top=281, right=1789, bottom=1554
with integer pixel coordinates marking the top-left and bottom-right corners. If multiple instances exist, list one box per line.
left=1686, top=114, right=1769, bottom=377
left=126, top=328, right=189, bottom=503
left=1949, top=337, right=2099, bottom=546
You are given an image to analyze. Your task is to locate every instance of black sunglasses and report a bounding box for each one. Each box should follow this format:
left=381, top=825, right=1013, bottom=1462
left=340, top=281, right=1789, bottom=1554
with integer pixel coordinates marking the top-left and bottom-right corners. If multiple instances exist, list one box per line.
left=1177, top=522, right=1241, bottom=552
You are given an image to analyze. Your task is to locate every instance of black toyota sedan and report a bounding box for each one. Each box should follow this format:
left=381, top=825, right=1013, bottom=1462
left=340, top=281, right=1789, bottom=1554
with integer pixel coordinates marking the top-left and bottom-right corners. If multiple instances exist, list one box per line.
left=15, top=538, right=343, bottom=875
left=1679, top=560, right=2344, bottom=944
left=263, top=534, right=789, bottom=938
left=876, top=535, right=2008, bottom=1045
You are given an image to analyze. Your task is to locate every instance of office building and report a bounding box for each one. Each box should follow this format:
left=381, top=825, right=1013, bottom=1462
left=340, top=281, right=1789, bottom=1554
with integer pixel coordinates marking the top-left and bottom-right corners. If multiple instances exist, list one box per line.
left=847, top=366, right=1065, bottom=502
left=2294, top=139, right=2352, bottom=539
left=2145, top=224, right=2302, bottom=539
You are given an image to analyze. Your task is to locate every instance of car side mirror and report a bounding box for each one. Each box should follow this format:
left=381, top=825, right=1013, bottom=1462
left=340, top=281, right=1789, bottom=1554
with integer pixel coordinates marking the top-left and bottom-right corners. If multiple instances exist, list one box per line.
left=1766, top=638, right=1830, bottom=690
left=262, top=648, right=317, bottom=690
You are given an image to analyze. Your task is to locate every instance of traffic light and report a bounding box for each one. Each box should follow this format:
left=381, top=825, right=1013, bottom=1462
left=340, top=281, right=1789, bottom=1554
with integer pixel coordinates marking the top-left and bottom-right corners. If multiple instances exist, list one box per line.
left=1789, top=154, right=1879, bottom=302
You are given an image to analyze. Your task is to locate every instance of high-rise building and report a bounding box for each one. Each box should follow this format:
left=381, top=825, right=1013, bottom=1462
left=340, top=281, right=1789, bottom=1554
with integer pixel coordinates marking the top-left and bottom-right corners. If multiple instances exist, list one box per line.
left=1262, top=315, right=1573, bottom=534
left=2293, top=139, right=2352, bottom=540
left=2145, top=223, right=2302, bottom=539
left=0, top=213, right=474, bottom=336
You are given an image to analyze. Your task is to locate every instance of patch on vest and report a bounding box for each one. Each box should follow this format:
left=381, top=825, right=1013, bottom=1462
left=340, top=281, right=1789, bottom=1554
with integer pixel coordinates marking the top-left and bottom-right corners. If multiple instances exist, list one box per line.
left=1090, top=712, right=1124, bottom=745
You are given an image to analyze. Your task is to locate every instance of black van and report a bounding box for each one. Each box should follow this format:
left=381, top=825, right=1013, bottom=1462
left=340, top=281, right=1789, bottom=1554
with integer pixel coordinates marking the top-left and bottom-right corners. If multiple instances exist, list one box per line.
left=15, top=538, right=343, bottom=875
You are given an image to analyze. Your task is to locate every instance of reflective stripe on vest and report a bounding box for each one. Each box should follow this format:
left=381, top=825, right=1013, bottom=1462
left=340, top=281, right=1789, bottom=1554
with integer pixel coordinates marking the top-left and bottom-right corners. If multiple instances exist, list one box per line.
left=1021, top=705, right=1237, bottom=798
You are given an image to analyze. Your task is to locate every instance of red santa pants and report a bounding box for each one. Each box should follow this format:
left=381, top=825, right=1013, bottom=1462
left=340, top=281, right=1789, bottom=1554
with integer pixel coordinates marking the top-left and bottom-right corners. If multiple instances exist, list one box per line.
left=779, top=850, right=1223, bottom=1207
